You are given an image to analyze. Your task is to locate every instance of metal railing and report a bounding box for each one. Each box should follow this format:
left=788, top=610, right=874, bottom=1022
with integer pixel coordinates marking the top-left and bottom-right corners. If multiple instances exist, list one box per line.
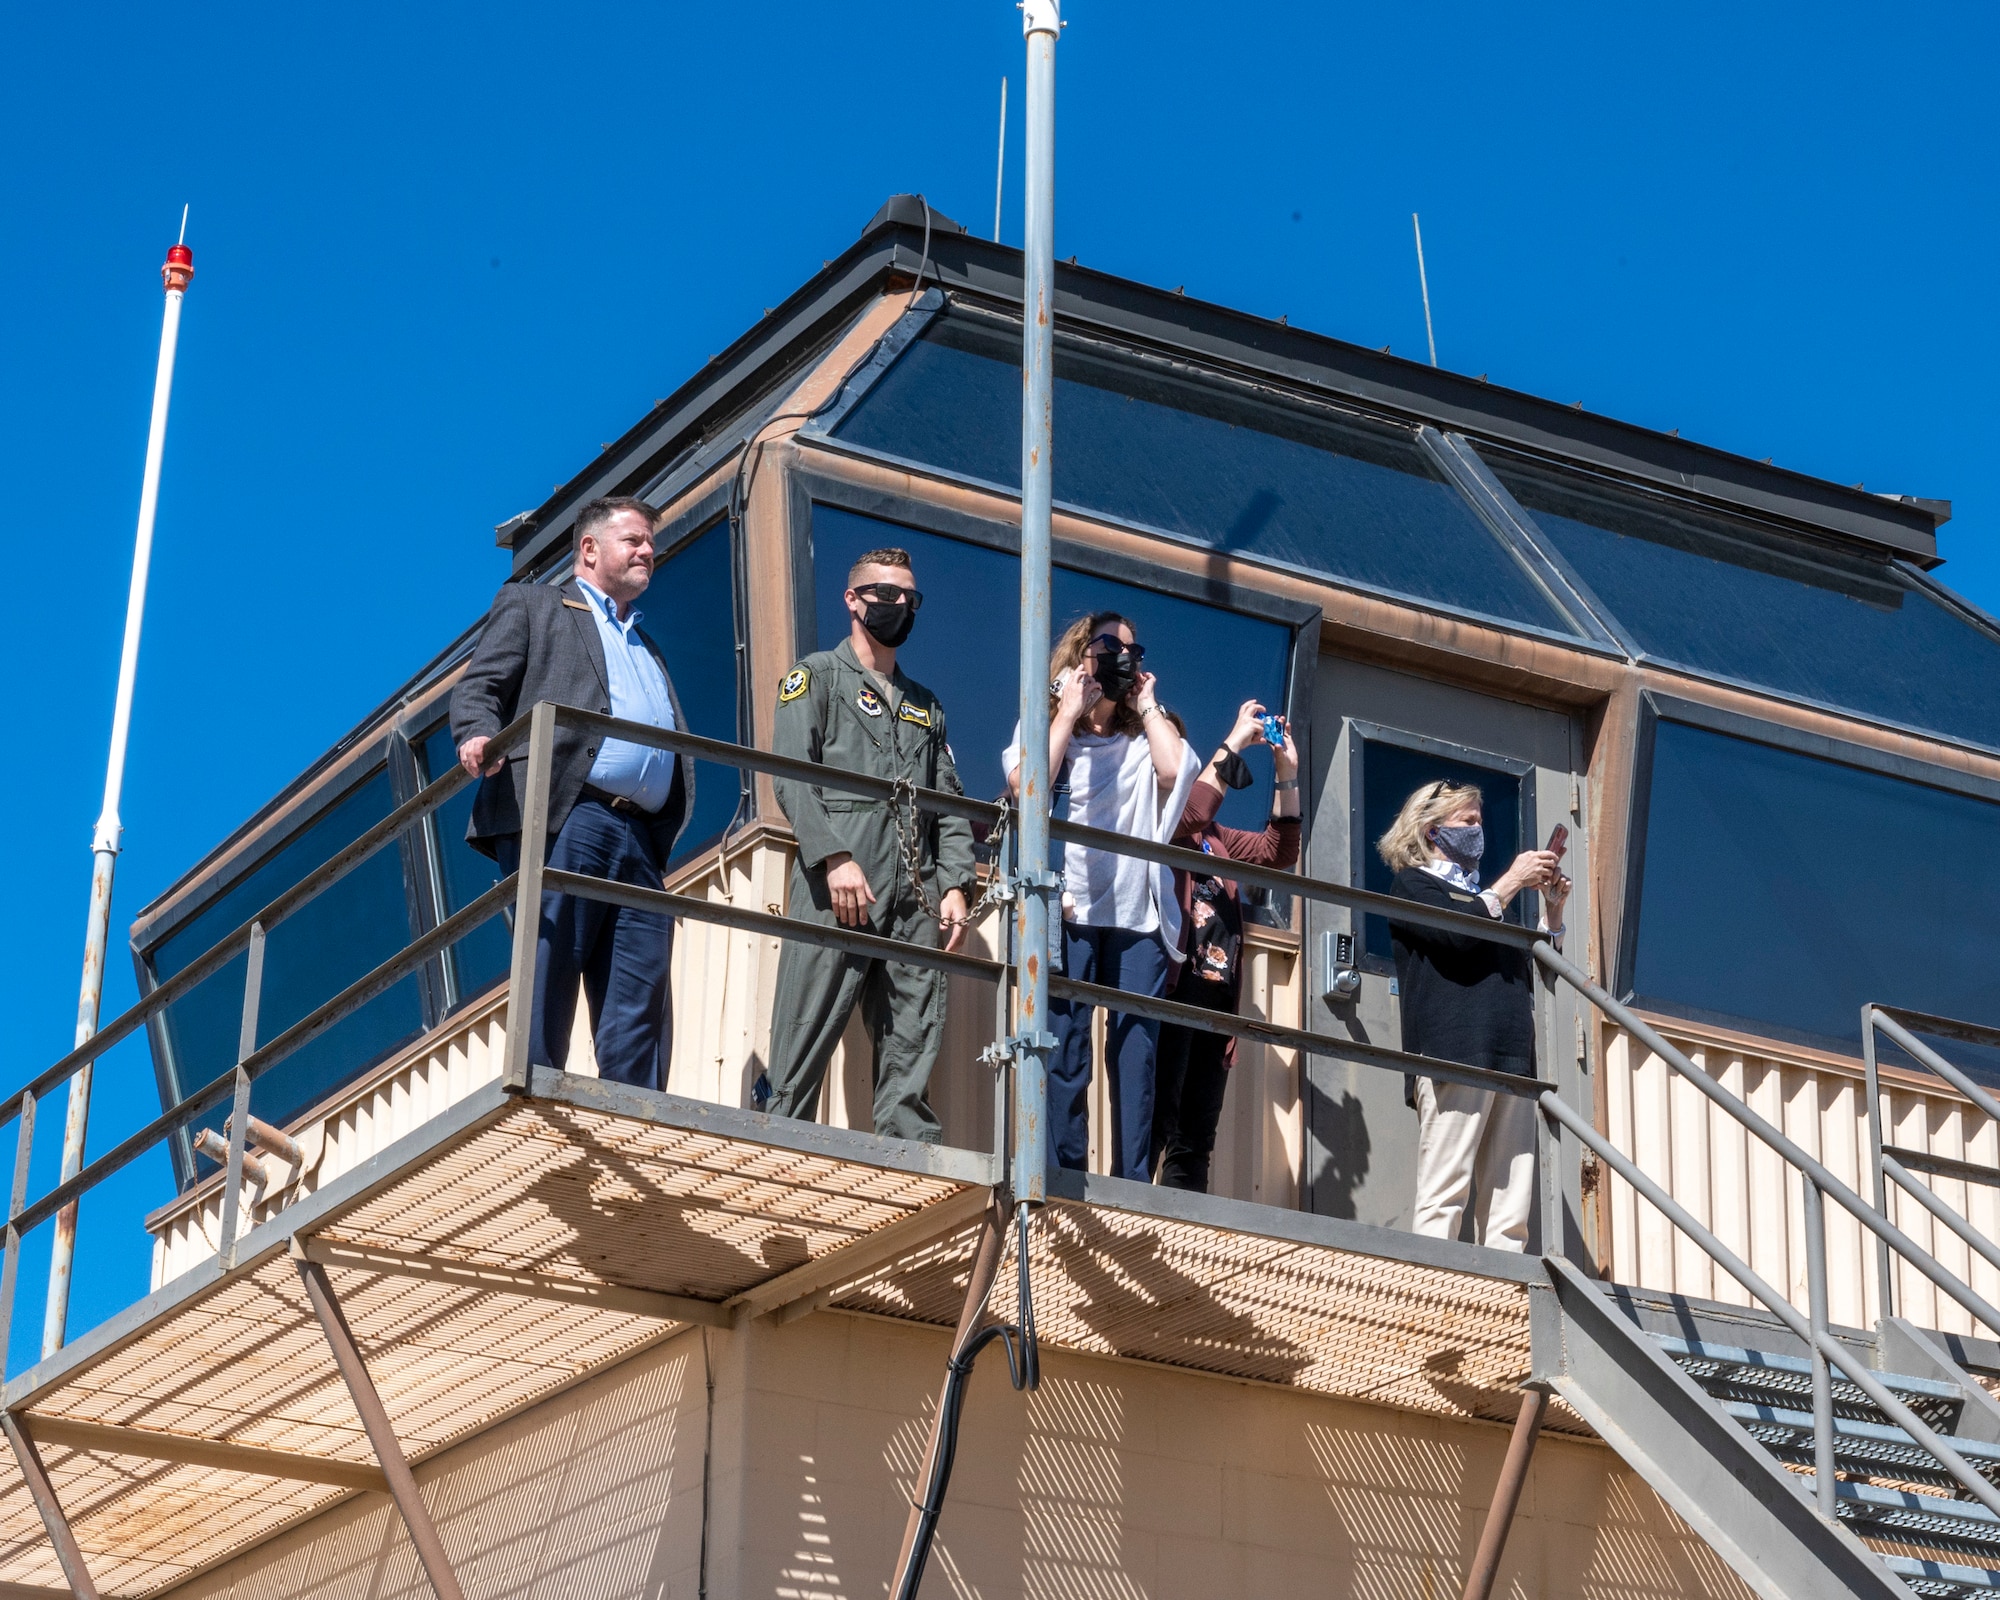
left=6, top=697, right=2000, bottom=1548
left=1540, top=966, right=2000, bottom=1523
left=0, top=700, right=1544, bottom=1377
left=1863, top=1003, right=2000, bottom=1328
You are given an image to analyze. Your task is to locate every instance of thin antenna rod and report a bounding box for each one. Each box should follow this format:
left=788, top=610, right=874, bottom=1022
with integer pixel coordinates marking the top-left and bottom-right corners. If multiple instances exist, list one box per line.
left=993, top=77, right=1008, bottom=242
left=178, top=204, right=189, bottom=246
left=45, top=226, right=195, bottom=1358
left=1412, top=212, right=1437, bottom=368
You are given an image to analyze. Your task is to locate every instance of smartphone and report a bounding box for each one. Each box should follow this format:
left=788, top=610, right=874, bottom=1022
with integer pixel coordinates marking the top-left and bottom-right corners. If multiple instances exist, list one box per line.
left=1259, top=713, right=1285, bottom=748
left=1546, top=823, right=1570, bottom=859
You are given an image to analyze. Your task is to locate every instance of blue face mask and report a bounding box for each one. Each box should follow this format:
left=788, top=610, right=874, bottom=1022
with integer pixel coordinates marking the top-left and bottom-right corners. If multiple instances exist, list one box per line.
left=1429, top=823, right=1484, bottom=872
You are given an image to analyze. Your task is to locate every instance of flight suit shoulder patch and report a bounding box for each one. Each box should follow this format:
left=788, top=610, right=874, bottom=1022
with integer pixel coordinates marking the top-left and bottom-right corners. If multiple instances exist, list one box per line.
left=897, top=702, right=933, bottom=727
left=778, top=666, right=811, bottom=703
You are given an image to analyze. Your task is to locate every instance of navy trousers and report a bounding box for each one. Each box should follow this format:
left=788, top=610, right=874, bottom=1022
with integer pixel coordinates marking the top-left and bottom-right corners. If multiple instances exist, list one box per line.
left=498, top=800, right=673, bottom=1090
left=1046, top=924, right=1169, bottom=1180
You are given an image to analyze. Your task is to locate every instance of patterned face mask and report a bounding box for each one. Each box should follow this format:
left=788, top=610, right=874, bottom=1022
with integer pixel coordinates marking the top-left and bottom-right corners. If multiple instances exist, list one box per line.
left=1429, top=823, right=1484, bottom=872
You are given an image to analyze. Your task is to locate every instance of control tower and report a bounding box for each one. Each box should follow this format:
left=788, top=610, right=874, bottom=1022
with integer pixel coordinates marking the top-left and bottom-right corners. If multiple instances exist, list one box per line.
left=4, top=197, right=2000, bottom=1600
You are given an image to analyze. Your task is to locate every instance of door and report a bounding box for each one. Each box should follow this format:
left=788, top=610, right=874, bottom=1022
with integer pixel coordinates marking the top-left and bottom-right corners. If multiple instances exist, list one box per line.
left=1302, top=656, right=1590, bottom=1246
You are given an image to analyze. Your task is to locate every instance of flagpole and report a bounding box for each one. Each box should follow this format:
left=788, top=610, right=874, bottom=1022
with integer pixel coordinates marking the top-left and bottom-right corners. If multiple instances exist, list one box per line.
left=43, top=221, right=195, bottom=1358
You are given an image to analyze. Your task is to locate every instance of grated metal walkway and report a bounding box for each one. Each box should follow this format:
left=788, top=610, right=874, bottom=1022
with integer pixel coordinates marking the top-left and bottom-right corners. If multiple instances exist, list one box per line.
left=0, top=1072, right=1557, bottom=1596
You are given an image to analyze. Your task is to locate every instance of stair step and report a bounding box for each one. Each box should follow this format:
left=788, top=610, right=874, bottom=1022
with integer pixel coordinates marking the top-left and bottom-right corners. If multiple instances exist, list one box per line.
left=1840, top=1482, right=2000, bottom=1564
left=1881, top=1554, right=2000, bottom=1598
left=1721, top=1402, right=2000, bottom=1493
left=1659, top=1336, right=1964, bottom=1431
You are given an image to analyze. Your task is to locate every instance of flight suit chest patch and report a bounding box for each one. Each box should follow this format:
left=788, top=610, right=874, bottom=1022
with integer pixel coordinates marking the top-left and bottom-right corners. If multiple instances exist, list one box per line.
left=857, top=688, right=885, bottom=717
left=778, top=666, right=810, bottom=703
left=897, top=702, right=932, bottom=727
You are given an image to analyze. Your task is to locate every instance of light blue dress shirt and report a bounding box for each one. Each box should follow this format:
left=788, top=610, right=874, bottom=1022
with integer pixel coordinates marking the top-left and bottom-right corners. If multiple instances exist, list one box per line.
left=577, top=580, right=677, bottom=813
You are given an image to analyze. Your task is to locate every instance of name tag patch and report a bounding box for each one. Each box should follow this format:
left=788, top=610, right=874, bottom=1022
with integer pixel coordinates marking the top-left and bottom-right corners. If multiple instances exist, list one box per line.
left=897, top=702, right=932, bottom=727
left=857, top=688, right=884, bottom=717
left=778, top=667, right=810, bottom=703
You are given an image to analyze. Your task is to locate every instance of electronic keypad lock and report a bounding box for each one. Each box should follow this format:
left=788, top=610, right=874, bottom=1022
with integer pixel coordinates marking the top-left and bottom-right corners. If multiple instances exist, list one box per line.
left=1321, top=930, right=1362, bottom=1005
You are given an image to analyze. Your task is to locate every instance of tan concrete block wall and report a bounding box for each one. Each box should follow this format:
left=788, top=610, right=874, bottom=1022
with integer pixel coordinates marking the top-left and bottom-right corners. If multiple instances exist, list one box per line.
left=709, top=1313, right=1751, bottom=1600
left=167, top=1311, right=1750, bottom=1600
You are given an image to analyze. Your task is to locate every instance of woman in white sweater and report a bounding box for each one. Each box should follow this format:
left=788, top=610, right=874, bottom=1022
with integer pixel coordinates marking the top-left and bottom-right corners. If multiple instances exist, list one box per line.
left=1005, top=612, right=1198, bottom=1179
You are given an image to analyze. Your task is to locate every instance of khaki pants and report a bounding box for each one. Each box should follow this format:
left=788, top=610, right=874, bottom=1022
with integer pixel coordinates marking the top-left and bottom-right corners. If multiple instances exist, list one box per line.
left=1411, top=1078, right=1537, bottom=1252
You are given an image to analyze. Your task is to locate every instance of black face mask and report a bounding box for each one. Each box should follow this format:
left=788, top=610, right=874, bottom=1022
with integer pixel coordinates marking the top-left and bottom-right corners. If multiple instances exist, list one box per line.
left=1092, top=650, right=1140, bottom=700
left=861, top=600, right=915, bottom=648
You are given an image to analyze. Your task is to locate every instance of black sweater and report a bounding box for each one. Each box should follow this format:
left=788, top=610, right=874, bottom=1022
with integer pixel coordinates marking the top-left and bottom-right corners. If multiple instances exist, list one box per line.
left=1388, top=867, right=1538, bottom=1101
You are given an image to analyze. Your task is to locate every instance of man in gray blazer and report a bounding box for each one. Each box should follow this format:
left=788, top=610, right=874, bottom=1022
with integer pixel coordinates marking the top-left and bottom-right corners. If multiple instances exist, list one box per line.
left=450, top=496, right=694, bottom=1090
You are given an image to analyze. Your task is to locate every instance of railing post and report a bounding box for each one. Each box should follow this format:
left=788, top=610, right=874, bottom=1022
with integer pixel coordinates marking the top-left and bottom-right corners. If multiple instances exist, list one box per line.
left=0, top=1093, right=37, bottom=1370
left=218, top=922, right=265, bottom=1268
left=1802, top=1174, right=1837, bottom=1519
left=500, top=701, right=557, bottom=1093
left=1860, top=1005, right=1896, bottom=1325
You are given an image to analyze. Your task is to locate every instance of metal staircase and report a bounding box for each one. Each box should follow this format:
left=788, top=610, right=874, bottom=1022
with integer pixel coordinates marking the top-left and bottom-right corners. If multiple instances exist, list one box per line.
left=1522, top=956, right=2000, bottom=1600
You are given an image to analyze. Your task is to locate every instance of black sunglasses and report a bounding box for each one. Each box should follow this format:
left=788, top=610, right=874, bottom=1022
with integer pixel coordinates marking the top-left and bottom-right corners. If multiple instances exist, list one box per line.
left=852, top=582, right=924, bottom=611
left=1088, top=635, right=1145, bottom=662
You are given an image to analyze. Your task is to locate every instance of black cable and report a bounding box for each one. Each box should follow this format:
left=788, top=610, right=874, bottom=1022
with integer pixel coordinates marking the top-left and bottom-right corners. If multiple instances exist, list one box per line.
left=894, top=1200, right=1040, bottom=1600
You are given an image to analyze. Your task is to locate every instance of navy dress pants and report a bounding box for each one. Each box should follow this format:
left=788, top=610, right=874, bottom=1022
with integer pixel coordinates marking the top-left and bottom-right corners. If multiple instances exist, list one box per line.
left=1046, top=924, right=1169, bottom=1180
left=498, top=800, right=673, bottom=1090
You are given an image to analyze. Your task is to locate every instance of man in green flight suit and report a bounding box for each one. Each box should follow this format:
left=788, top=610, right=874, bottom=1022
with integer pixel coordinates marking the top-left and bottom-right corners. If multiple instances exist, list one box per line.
left=765, top=544, right=977, bottom=1143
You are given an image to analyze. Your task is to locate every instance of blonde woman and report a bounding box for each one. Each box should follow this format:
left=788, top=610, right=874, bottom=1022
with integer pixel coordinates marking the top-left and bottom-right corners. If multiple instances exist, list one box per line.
left=1004, top=612, right=1199, bottom=1178
left=1379, top=778, right=1567, bottom=1252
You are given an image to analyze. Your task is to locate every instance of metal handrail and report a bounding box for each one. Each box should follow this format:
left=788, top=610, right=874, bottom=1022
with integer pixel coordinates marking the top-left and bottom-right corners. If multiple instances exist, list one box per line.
left=1862, top=1003, right=2000, bottom=1327
left=7, top=694, right=2000, bottom=1551
left=0, top=699, right=1548, bottom=1367
left=1539, top=1092, right=2000, bottom=1523
left=1536, top=944, right=2000, bottom=1336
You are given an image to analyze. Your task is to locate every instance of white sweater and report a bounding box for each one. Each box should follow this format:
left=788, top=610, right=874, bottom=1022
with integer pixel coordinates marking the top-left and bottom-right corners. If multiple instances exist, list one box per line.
left=1004, top=725, right=1200, bottom=958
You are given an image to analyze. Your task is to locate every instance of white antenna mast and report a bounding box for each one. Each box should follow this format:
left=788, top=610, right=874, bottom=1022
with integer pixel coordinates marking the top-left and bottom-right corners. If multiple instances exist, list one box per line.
left=1412, top=212, right=1437, bottom=367
left=993, top=77, right=1008, bottom=241
left=45, top=216, right=195, bottom=1357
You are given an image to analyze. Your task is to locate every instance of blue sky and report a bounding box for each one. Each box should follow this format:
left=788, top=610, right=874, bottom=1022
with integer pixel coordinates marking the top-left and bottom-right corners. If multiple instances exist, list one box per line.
left=2, top=1, right=1994, bottom=1355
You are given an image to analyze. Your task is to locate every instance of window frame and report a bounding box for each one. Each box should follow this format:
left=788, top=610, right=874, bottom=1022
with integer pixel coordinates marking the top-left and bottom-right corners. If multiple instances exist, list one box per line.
left=136, top=746, right=428, bottom=1187
left=785, top=467, right=1323, bottom=781
left=1344, top=720, right=1541, bottom=974
left=800, top=300, right=1623, bottom=662
left=1471, top=439, right=2000, bottom=763
left=1615, top=688, right=2000, bottom=1032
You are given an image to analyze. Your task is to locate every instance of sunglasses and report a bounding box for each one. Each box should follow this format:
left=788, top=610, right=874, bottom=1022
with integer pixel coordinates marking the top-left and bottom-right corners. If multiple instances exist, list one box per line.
left=852, top=582, right=923, bottom=611
left=1088, top=636, right=1145, bottom=662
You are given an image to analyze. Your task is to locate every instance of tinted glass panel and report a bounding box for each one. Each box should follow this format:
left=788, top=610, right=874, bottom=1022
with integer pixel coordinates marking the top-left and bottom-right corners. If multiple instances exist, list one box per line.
left=151, top=769, right=424, bottom=1138
left=641, top=519, right=741, bottom=861
left=810, top=504, right=1291, bottom=830
left=1631, top=719, right=2000, bottom=1079
left=417, top=724, right=513, bottom=1002
left=1359, top=741, right=1522, bottom=961
left=1494, top=458, right=2000, bottom=750
left=834, top=315, right=1574, bottom=636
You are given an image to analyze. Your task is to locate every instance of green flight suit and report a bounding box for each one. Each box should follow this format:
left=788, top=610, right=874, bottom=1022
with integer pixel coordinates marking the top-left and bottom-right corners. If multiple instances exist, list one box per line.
left=765, top=639, right=977, bottom=1143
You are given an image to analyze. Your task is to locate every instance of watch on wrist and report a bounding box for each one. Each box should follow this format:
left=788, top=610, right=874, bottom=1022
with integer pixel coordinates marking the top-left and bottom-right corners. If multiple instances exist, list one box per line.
left=1272, top=778, right=1299, bottom=791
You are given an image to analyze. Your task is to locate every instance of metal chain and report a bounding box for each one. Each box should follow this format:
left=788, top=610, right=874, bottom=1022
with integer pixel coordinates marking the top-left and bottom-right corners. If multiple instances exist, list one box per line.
left=889, top=776, right=941, bottom=921
left=889, top=782, right=1016, bottom=933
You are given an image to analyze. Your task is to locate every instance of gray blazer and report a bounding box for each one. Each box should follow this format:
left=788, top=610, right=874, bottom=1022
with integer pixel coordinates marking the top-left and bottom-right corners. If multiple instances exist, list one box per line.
left=449, top=576, right=695, bottom=862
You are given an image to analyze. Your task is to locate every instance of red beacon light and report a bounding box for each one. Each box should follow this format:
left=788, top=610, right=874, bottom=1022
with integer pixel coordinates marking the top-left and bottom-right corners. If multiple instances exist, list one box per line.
left=162, top=243, right=194, bottom=294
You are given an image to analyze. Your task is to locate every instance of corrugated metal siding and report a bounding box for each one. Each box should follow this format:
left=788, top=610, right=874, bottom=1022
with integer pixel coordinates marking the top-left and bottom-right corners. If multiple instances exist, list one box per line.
left=1601, top=1020, right=2000, bottom=1337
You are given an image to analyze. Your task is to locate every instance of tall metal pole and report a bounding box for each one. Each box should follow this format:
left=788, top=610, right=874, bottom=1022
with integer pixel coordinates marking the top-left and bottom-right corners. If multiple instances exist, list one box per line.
left=1012, top=0, right=1060, bottom=1215
left=44, top=230, right=194, bottom=1358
